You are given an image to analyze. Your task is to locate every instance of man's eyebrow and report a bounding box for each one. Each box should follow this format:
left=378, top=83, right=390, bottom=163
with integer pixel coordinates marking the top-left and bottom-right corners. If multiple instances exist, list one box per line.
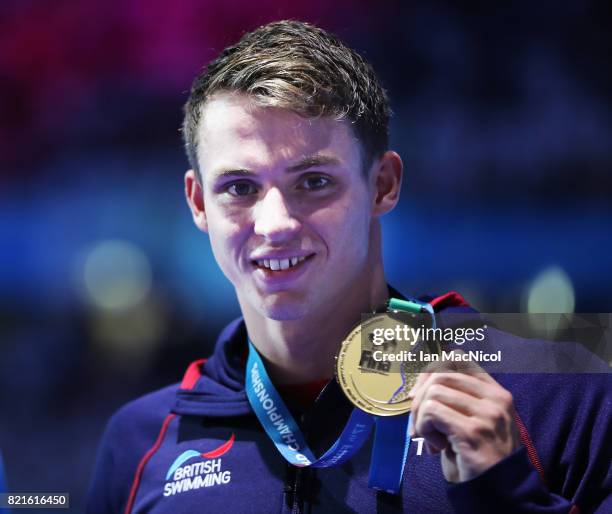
left=212, top=155, right=341, bottom=179
left=214, top=169, right=255, bottom=179
left=287, top=155, right=341, bottom=172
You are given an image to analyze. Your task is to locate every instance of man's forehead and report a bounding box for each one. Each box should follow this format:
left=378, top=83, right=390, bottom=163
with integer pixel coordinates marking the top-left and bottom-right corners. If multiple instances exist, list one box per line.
left=196, top=93, right=360, bottom=173
left=199, top=93, right=314, bottom=136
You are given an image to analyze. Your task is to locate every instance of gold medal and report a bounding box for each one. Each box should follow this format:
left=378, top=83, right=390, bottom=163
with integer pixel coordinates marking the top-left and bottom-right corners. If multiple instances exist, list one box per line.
left=335, top=312, right=439, bottom=416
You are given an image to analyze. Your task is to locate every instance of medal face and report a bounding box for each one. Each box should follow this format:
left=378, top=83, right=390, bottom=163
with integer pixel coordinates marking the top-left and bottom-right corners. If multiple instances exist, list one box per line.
left=335, top=312, right=438, bottom=416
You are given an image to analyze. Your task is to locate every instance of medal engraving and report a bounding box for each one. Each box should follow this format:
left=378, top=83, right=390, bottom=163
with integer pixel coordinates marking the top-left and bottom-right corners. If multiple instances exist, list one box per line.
left=335, top=313, right=439, bottom=416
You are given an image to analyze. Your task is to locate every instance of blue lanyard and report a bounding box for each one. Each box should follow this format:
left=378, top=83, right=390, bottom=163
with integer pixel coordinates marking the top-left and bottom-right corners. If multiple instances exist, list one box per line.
left=246, top=342, right=412, bottom=492
left=245, top=297, right=434, bottom=494
left=246, top=341, right=374, bottom=468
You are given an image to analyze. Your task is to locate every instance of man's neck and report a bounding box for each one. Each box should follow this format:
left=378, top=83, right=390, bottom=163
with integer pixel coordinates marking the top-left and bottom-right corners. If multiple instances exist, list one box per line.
left=239, top=263, right=389, bottom=385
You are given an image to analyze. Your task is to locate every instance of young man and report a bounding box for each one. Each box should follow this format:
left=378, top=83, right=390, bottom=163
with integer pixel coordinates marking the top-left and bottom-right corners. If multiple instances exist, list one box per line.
left=87, top=21, right=610, bottom=513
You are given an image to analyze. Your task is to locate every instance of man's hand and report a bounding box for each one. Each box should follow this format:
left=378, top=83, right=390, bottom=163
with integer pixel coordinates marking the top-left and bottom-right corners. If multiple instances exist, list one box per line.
left=408, top=351, right=520, bottom=483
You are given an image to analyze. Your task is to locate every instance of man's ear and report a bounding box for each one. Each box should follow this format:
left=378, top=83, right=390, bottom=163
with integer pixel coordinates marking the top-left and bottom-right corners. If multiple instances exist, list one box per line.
left=185, top=169, right=208, bottom=233
left=371, top=151, right=403, bottom=216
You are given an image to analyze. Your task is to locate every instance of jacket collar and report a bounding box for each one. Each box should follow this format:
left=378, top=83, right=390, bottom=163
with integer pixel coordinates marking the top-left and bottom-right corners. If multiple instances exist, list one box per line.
left=172, top=287, right=474, bottom=417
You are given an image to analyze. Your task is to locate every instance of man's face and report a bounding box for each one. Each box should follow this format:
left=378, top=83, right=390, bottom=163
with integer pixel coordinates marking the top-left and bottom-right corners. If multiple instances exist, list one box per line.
left=193, top=93, right=376, bottom=320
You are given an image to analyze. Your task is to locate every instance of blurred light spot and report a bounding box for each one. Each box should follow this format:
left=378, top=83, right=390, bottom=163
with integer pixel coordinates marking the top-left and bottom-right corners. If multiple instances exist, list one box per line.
left=526, top=266, right=575, bottom=337
left=91, top=297, right=167, bottom=375
left=83, top=240, right=152, bottom=311
left=527, top=266, right=575, bottom=313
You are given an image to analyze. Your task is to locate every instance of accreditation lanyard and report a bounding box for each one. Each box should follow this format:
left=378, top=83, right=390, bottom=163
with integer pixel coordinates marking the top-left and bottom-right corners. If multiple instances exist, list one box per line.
left=245, top=297, right=435, bottom=494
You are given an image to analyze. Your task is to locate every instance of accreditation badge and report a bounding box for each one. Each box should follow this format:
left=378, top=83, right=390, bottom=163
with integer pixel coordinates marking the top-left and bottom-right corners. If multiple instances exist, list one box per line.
left=335, top=309, right=440, bottom=416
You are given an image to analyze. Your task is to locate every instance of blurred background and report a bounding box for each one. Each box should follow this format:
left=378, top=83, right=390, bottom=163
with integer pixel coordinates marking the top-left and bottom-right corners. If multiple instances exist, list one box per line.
left=1, top=0, right=611, bottom=511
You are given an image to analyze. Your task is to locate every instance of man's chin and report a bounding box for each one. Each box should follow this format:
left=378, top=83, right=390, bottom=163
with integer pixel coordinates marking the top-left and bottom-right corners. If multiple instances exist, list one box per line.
left=257, top=294, right=311, bottom=321
left=259, top=304, right=308, bottom=321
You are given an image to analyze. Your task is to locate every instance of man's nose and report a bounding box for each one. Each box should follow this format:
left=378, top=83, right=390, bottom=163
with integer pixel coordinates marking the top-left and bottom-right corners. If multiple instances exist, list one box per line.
left=253, top=187, right=301, bottom=242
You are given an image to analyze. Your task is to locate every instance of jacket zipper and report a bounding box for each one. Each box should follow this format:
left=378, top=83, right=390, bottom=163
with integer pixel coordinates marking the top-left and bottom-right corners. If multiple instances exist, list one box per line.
left=291, top=411, right=313, bottom=514
left=292, top=467, right=303, bottom=514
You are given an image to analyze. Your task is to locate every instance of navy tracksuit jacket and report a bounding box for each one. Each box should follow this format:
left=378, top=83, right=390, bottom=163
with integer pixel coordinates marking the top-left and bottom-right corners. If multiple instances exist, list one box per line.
left=87, top=292, right=611, bottom=513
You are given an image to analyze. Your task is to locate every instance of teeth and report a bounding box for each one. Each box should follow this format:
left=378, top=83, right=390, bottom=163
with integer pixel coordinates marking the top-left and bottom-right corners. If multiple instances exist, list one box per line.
left=255, top=255, right=309, bottom=270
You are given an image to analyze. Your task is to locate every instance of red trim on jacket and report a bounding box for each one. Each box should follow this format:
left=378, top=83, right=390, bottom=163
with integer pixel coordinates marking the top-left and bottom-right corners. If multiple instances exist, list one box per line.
left=429, top=291, right=469, bottom=310
left=202, top=433, right=236, bottom=459
left=514, top=412, right=547, bottom=484
left=124, top=359, right=207, bottom=513
left=124, top=413, right=176, bottom=514
left=180, top=358, right=207, bottom=390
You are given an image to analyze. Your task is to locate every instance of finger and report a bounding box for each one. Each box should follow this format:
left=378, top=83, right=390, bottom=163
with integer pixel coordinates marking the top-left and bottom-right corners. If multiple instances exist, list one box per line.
left=425, top=357, right=511, bottom=406
left=419, top=383, right=482, bottom=417
left=409, top=362, right=460, bottom=412
left=410, top=357, right=462, bottom=394
left=414, top=398, right=469, bottom=446
left=410, top=372, right=487, bottom=416
left=410, top=379, right=480, bottom=443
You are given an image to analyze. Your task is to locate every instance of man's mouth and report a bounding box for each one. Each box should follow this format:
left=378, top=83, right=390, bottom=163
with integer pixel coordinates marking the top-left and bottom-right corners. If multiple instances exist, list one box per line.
left=251, top=254, right=315, bottom=272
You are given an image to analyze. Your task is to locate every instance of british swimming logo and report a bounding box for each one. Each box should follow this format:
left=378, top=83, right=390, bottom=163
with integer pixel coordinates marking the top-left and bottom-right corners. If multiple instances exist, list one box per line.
left=163, top=434, right=234, bottom=496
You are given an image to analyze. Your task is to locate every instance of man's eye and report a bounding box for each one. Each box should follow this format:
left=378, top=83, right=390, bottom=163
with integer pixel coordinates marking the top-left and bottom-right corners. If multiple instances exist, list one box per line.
left=226, top=182, right=257, bottom=196
left=301, top=175, right=331, bottom=190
